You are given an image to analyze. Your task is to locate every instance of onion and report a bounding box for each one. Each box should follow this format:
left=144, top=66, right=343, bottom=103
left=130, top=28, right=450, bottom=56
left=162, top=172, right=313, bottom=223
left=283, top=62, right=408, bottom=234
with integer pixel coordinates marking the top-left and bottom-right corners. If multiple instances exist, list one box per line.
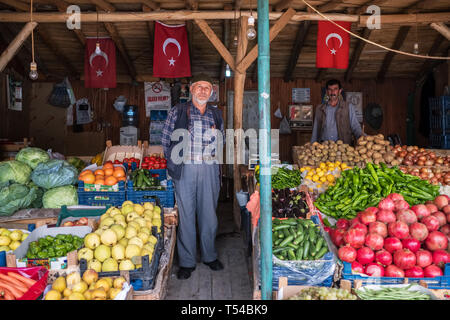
left=425, top=160, right=434, bottom=166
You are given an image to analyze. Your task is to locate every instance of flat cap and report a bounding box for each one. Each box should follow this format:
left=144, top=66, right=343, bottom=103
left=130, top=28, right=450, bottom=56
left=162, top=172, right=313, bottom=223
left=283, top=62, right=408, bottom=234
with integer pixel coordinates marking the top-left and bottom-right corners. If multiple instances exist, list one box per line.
left=190, top=73, right=213, bottom=85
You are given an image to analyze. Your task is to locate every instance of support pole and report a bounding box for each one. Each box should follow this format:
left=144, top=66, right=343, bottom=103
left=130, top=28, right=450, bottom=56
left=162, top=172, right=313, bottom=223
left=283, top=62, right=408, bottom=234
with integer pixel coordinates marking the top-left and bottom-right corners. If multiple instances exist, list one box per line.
left=258, top=0, right=272, bottom=300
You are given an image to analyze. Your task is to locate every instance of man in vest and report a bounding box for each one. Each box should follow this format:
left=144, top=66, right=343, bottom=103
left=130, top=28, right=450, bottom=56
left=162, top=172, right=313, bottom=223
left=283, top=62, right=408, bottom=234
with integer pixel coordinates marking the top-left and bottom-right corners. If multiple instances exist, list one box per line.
left=311, top=79, right=363, bottom=145
left=162, top=73, right=224, bottom=280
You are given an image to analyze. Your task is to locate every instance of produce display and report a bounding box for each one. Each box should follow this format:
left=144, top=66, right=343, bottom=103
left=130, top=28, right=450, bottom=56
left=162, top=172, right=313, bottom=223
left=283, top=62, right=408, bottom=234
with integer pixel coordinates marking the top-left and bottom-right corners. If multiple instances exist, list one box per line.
left=44, top=270, right=127, bottom=300
left=301, top=161, right=350, bottom=193
left=90, top=152, right=104, bottom=166
left=399, top=166, right=450, bottom=186
left=79, top=201, right=161, bottom=272
left=78, top=162, right=127, bottom=187
left=330, top=193, right=450, bottom=278
left=62, top=217, right=89, bottom=227
left=0, top=271, right=39, bottom=300
left=26, top=234, right=84, bottom=259
left=0, top=229, right=29, bottom=252
left=272, top=189, right=309, bottom=219
left=287, top=287, right=357, bottom=300
left=355, top=285, right=432, bottom=300
left=314, top=163, right=440, bottom=219
left=255, top=165, right=302, bottom=189
left=354, top=134, right=398, bottom=166
left=141, top=154, right=167, bottom=170
left=392, top=145, right=450, bottom=167
left=15, top=147, right=50, bottom=170
left=272, top=218, right=329, bottom=261
left=114, top=157, right=140, bottom=168
left=129, top=169, right=163, bottom=191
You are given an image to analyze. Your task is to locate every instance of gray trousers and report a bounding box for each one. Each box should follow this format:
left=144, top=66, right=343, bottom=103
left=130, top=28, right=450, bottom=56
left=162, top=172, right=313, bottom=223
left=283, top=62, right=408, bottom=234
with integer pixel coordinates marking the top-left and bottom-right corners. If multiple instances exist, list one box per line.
left=173, top=163, right=221, bottom=268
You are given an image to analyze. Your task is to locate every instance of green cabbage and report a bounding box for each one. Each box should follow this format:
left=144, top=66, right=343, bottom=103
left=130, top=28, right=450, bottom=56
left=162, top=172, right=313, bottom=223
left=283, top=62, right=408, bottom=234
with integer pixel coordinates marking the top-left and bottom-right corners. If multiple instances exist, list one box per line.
left=15, top=147, right=50, bottom=169
left=0, top=160, right=32, bottom=185
left=42, top=185, right=78, bottom=208
left=0, top=182, right=38, bottom=216
left=31, top=159, right=78, bottom=189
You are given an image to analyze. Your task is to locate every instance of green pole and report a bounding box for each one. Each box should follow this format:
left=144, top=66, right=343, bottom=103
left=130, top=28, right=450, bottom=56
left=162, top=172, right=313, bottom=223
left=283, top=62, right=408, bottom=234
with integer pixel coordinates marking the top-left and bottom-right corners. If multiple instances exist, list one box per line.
left=257, top=0, right=272, bottom=300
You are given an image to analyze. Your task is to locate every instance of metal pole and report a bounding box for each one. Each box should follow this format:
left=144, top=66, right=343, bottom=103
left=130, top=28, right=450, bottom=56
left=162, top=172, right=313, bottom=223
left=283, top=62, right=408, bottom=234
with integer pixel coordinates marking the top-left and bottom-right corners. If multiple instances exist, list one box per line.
left=257, top=0, right=272, bottom=300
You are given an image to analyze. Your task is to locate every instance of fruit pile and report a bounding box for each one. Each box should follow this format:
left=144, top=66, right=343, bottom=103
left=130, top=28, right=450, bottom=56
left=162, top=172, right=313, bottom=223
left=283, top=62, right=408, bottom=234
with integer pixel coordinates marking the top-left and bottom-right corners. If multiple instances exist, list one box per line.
left=398, top=166, right=450, bottom=186
left=301, top=161, right=350, bottom=193
left=330, top=193, right=450, bottom=278
left=141, top=154, right=167, bottom=170
left=113, top=157, right=140, bottom=168
left=44, top=270, right=127, bottom=300
left=78, top=201, right=162, bottom=272
left=61, top=217, right=89, bottom=227
left=0, top=229, right=29, bottom=252
left=26, top=234, right=84, bottom=259
left=78, top=162, right=126, bottom=187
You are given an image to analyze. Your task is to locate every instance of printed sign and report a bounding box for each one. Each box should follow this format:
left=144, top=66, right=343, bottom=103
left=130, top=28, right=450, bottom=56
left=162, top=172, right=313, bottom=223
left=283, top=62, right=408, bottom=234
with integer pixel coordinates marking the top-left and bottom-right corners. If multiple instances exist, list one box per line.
left=145, top=81, right=172, bottom=117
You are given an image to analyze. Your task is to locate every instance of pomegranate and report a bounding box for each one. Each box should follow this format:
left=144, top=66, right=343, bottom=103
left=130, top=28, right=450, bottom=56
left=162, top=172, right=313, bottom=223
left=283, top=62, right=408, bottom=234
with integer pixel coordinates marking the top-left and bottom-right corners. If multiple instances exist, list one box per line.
left=405, top=266, right=424, bottom=278
left=434, top=195, right=449, bottom=210
left=349, top=217, right=361, bottom=226
left=375, top=249, right=393, bottom=266
left=401, top=238, right=421, bottom=253
left=338, top=245, right=357, bottom=263
left=423, top=264, right=444, bottom=278
left=365, top=263, right=385, bottom=277
left=365, top=207, right=379, bottom=215
left=394, top=200, right=410, bottom=211
left=432, top=249, right=450, bottom=268
left=360, top=210, right=377, bottom=225
left=376, top=210, right=396, bottom=224
left=411, top=204, right=431, bottom=220
left=415, top=250, right=433, bottom=268
left=388, top=193, right=404, bottom=202
left=396, top=209, right=418, bottom=225
left=447, top=212, right=450, bottom=223
left=425, top=231, right=448, bottom=251
left=425, top=203, right=438, bottom=214
left=443, top=205, right=450, bottom=215
left=440, top=224, right=450, bottom=236
left=368, top=221, right=388, bottom=238
left=365, top=233, right=384, bottom=251
left=385, top=265, right=405, bottom=278
left=388, top=221, right=410, bottom=239
left=351, top=261, right=364, bottom=273
left=384, top=237, right=403, bottom=253
left=344, top=228, right=366, bottom=248
left=393, top=249, right=416, bottom=270
left=421, top=215, right=440, bottom=232
left=349, top=222, right=368, bottom=235
left=356, top=246, right=375, bottom=265
left=432, top=211, right=447, bottom=227
left=330, top=228, right=346, bottom=247
left=336, top=218, right=350, bottom=230
left=409, top=222, right=429, bottom=241
left=378, top=198, right=395, bottom=211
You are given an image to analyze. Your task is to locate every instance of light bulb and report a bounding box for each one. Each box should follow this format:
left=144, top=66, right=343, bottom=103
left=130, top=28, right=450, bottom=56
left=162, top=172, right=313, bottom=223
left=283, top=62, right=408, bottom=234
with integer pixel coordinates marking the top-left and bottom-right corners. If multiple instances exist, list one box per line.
left=225, top=64, right=231, bottom=78
left=413, top=43, right=419, bottom=54
left=233, top=35, right=238, bottom=47
left=95, top=42, right=101, bottom=54
left=29, top=62, right=38, bottom=80
left=247, top=16, right=256, bottom=40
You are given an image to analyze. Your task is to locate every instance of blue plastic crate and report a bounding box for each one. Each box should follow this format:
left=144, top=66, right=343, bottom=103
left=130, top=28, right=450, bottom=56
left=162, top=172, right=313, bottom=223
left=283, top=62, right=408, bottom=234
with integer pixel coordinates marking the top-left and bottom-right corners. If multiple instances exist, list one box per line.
left=429, top=96, right=450, bottom=134
left=77, top=180, right=126, bottom=207
left=149, top=169, right=167, bottom=181
left=429, top=134, right=450, bottom=149
left=341, top=261, right=450, bottom=289
left=126, top=179, right=175, bottom=208
left=0, top=251, right=5, bottom=267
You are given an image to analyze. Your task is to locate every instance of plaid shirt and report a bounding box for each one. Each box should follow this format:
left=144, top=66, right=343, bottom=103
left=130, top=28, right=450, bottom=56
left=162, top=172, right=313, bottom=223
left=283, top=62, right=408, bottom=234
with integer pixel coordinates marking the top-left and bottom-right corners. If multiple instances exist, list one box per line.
left=162, top=102, right=225, bottom=161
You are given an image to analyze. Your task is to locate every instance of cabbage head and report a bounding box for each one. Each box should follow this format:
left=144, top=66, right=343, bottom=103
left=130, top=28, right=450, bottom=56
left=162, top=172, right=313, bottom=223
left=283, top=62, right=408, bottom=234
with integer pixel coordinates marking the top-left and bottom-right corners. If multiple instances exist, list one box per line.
left=42, top=185, right=78, bottom=208
left=0, top=160, right=32, bottom=185
left=15, top=147, right=50, bottom=169
left=31, top=159, right=78, bottom=189
left=0, top=182, right=38, bottom=216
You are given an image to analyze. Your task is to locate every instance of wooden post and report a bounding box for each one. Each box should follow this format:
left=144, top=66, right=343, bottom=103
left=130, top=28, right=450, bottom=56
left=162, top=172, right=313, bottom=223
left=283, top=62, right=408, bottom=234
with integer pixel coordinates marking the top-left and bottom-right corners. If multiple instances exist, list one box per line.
left=430, top=22, right=450, bottom=41
left=233, top=15, right=248, bottom=229
left=0, top=21, right=37, bottom=73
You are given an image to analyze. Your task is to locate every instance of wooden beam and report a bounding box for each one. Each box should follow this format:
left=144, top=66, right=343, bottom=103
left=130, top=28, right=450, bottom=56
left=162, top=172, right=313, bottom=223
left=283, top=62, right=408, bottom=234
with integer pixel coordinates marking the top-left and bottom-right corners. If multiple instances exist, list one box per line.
left=317, top=0, right=346, bottom=13
left=219, top=19, right=230, bottom=82
left=274, top=0, right=294, bottom=12
left=284, top=20, right=310, bottom=82
left=141, top=0, right=159, bottom=11
left=236, top=7, right=296, bottom=74
left=377, top=26, right=410, bottom=81
left=0, top=26, right=27, bottom=76
left=184, top=0, right=198, bottom=10
left=430, top=22, right=450, bottom=41
left=0, top=22, right=37, bottom=73
left=194, top=18, right=236, bottom=72
left=90, top=0, right=115, bottom=12
left=142, top=5, right=154, bottom=56
left=345, top=28, right=372, bottom=82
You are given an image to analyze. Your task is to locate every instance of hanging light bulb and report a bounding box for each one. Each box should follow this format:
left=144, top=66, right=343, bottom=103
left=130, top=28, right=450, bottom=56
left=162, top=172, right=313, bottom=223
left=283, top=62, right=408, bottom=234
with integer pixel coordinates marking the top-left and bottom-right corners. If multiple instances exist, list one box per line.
left=29, top=0, right=38, bottom=80
left=29, top=62, right=38, bottom=80
left=413, top=43, right=419, bottom=54
left=233, top=34, right=238, bottom=47
left=247, top=15, right=256, bottom=40
left=95, top=42, right=101, bottom=54
left=225, top=64, right=231, bottom=78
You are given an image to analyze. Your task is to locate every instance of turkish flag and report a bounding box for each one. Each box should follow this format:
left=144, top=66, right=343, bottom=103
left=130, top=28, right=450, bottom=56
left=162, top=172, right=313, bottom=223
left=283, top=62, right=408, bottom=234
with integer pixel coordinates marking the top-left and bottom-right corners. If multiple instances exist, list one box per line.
left=153, top=21, right=191, bottom=78
left=316, top=21, right=351, bottom=69
left=84, top=38, right=116, bottom=88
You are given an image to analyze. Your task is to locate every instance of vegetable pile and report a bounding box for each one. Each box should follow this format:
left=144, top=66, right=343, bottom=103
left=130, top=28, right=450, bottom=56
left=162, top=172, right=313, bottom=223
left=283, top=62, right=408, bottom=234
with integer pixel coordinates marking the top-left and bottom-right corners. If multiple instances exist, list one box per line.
left=301, top=161, right=350, bottom=193
left=272, top=189, right=309, bottom=219
left=288, top=287, right=357, bottom=300
left=0, top=271, right=39, bottom=300
left=314, top=163, right=440, bottom=220
left=26, top=234, right=84, bottom=259
left=272, top=218, right=329, bottom=261
left=130, top=169, right=164, bottom=191
left=329, top=193, right=450, bottom=279
left=355, top=285, right=431, bottom=300
left=392, top=145, right=450, bottom=167
left=255, top=165, right=302, bottom=189
left=399, top=166, right=450, bottom=186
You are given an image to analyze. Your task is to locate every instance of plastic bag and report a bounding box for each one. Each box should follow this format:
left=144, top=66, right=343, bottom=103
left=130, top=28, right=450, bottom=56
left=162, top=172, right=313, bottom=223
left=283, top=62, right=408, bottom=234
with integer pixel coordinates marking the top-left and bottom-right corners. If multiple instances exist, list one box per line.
left=48, top=80, right=71, bottom=108
left=279, top=116, right=292, bottom=134
left=0, top=266, right=49, bottom=300
left=31, top=159, right=78, bottom=189
left=0, top=182, right=38, bottom=216
left=47, top=149, right=65, bottom=160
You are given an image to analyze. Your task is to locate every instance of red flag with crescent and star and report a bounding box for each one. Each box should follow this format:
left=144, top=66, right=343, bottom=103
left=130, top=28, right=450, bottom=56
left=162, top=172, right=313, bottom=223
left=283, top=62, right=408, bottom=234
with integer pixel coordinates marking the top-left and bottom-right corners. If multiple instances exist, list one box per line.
left=316, top=21, right=351, bottom=69
left=84, top=38, right=116, bottom=88
left=153, top=21, right=191, bottom=78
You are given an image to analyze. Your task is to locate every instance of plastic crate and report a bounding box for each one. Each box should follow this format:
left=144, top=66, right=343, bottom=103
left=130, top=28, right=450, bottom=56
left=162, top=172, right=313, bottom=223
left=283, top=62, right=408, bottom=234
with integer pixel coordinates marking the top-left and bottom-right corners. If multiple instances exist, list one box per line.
left=342, top=261, right=450, bottom=289
left=78, top=180, right=126, bottom=207
left=429, top=134, right=450, bottom=149
left=126, top=179, right=175, bottom=208
left=56, top=205, right=108, bottom=227
left=149, top=169, right=167, bottom=181
left=429, top=96, right=450, bottom=135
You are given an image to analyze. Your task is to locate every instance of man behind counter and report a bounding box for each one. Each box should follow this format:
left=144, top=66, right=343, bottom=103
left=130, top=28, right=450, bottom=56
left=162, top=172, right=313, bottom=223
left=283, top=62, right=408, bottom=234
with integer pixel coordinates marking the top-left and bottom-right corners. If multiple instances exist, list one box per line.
left=311, top=79, right=364, bottom=146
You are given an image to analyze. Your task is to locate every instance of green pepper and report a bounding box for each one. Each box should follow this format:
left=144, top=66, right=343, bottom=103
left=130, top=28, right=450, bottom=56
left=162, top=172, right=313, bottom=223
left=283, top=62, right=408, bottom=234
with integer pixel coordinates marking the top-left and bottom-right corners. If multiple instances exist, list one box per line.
left=38, top=238, right=47, bottom=247
left=37, top=250, right=48, bottom=259
left=48, top=248, right=56, bottom=258
left=26, top=252, right=34, bottom=259
left=65, top=243, right=74, bottom=252
left=55, top=244, right=65, bottom=251
left=56, top=234, right=66, bottom=241
left=54, top=239, right=63, bottom=245
left=55, top=250, right=65, bottom=257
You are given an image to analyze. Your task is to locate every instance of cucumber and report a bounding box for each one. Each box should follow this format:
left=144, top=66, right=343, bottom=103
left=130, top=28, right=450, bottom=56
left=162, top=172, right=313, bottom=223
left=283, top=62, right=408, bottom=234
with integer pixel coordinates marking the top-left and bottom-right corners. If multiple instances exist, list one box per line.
left=315, top=238, right=324, bottom=254
left=302, top=241, right=310, bottom=260
left=287, top=249, right=296, bottom=261
left=279, top=235, right=294, bottom=247
left=287, top=243, right=299, bottom=250
left=309, top=242, right=316, bottom=257
left=308, top=227, right=317, bottom=243
left=296, top=247, right=303, bottom=261
left=273, top=247, right=289, bottom=254
left=315, top=247, right=328, bottom=259
left=282, top=229, right=291, bottom=238
left=296, top=224, right=304, bottom=236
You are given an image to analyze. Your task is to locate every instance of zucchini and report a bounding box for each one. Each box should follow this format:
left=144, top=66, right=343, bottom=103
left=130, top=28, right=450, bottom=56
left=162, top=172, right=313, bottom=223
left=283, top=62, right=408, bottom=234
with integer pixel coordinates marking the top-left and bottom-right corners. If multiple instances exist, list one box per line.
left=279, top=235, right=294, bottom=247
left=296, top=247, right=303, bottom=261
left=287, top=249, right=296, bottom=261
left=302, top=241, right=310, bottom=260
left=308, top=227, right=317, bottom=243
left=315, top=238, right=324, bottom=254
left=315, top=247, right=328, bottom=259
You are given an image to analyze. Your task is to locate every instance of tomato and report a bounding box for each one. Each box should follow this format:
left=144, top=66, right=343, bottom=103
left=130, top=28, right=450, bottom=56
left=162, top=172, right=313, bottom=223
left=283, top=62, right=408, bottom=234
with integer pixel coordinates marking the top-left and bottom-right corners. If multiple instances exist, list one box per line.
left=150, top=156, right=156, bottom=161
left=161, top=159, right=167, bottom=164
left=153, top=163, right=160, bottom=169
left=141, top=164, right=149, bottom=169
left=144, top=157, right=150, bottom=162
left=160, top=163, right=167, bottom=169
left=114, top=160, right=121, bottom=164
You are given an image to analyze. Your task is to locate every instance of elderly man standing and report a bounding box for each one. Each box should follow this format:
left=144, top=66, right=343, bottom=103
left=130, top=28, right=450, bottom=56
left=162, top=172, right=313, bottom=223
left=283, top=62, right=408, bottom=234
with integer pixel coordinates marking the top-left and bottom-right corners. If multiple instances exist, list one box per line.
left=162, top=73, right=225, bottom=280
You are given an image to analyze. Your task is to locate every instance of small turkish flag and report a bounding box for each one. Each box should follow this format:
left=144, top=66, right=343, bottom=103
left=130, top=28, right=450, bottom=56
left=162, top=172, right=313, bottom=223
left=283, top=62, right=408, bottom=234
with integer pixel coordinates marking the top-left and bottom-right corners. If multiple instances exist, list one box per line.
left=316, top=21, right=351, bottom=69
left=153, top=21, right=191, bottom=78
left=84, top=38, right=116, bottom=88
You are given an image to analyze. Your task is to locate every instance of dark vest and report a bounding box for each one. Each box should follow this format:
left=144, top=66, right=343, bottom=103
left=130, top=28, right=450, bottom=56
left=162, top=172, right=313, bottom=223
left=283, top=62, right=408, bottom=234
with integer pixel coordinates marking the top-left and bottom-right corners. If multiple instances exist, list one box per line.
left=316, top=97, right=353, bottom=145
left=166, top=102, right=223, bottom=180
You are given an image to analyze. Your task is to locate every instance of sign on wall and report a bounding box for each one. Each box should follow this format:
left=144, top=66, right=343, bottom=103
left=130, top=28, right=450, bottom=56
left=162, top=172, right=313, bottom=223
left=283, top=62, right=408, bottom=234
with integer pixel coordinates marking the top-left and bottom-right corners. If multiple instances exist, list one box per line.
left=292, top=88, right=310, bottom=104
left=6, top=74, right=23, bottom=111
left=346, top=92, right=363, bottom=122
left=144, top=81, right=172, bottom=117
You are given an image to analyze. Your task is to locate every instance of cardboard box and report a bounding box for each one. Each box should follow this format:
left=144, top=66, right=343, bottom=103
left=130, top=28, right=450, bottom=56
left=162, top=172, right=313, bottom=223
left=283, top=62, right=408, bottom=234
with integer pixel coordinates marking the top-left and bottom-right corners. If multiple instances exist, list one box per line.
left=103, top=140, right=144, bottom=164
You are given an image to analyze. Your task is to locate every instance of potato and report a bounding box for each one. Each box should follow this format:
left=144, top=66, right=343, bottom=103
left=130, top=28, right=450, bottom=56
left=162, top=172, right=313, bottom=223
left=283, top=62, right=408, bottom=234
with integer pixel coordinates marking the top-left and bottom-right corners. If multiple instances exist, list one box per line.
left=365, top=135, right=375, bottom=141
left=366, top=141, right=374, bottom=150
left=384, top=155, right=394, bottom=163
left=373, top=139, right=385, bottom=146
left=359, top=147, right=367, bottom=154
left=336, top=140, right=343, bottom=145
left=373, top=152, right=383, bottom=159
left=376, top=134, right=384, bottom=140
left=390, top=160, right=400, bottom=166
left=372, top=144, right=383, bottom=151
left=374, top=158, right=381, bottom=165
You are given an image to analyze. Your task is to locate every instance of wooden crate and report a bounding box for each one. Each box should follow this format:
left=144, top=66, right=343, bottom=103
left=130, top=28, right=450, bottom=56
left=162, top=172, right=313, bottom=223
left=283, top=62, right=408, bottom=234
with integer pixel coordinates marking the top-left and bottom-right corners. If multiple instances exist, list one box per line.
left=132, top=224, right=176, bottom=300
